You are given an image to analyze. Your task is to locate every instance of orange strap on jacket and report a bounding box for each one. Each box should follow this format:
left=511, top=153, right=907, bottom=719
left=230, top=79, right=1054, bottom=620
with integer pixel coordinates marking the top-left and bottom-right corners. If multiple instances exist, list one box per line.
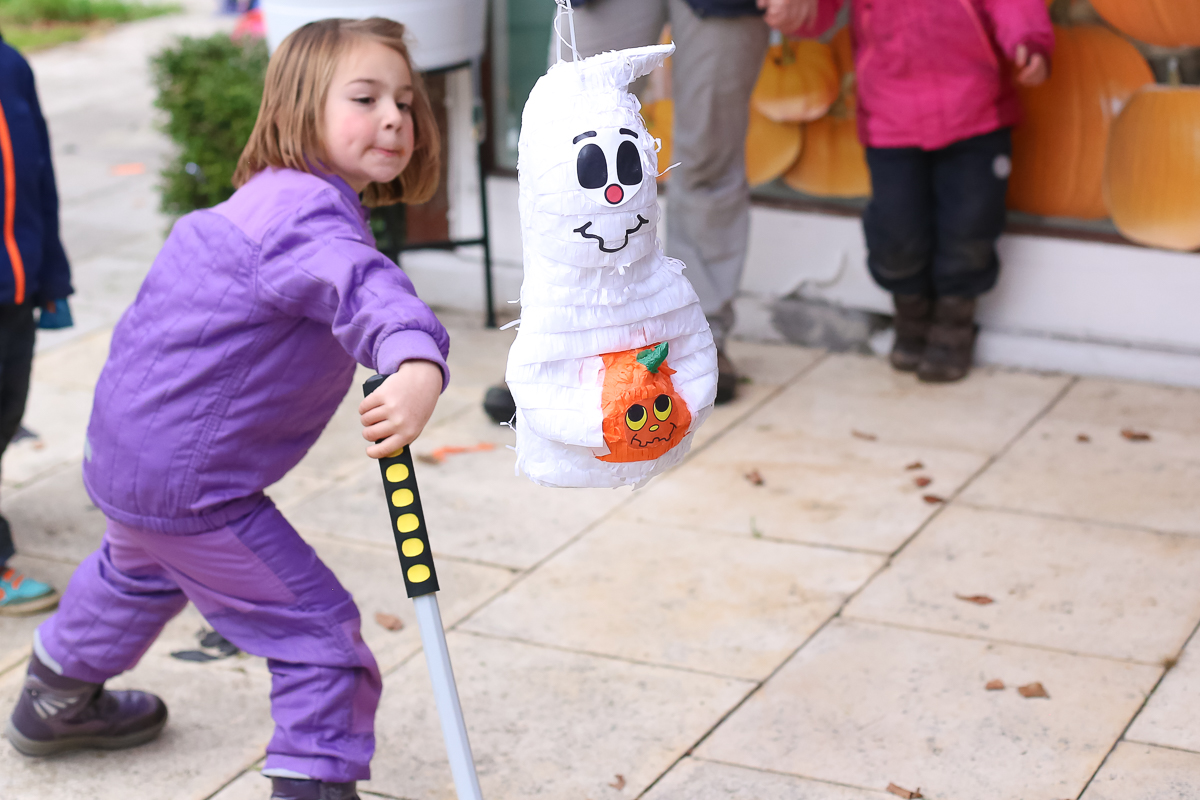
left=0, top=96, right=27, bottom=305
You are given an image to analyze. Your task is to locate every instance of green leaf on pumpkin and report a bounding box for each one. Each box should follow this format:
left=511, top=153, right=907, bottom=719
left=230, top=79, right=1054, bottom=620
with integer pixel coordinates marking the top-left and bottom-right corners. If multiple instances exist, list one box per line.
left=637, top=342, right=669, bottom=374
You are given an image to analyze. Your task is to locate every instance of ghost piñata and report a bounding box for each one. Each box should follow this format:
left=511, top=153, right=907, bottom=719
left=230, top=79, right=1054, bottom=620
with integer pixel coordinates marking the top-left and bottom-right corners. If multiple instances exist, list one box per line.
left=505, top=42, right=718, bottom=488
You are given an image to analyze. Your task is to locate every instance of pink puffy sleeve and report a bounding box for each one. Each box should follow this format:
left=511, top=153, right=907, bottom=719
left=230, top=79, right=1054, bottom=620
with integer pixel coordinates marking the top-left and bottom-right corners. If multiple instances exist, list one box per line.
left=980, top=0, right=1055, bottom=63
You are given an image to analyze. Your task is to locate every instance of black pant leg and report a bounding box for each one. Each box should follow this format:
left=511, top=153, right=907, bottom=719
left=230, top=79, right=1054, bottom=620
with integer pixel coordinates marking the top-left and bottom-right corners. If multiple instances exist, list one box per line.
left=0, top=304, right=36, bottom=567
left=863, top=144, right=936, bottom=297
left=930, top=127, right=1011, bottom=298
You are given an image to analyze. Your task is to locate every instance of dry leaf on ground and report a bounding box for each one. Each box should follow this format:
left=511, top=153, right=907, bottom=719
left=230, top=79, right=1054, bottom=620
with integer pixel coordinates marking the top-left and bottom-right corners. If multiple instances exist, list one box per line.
left=1077, top=433, right=1091, bottom=443
left=986, top=679, right=1005, bottom=691
left=419, top=442, right=497, bottom=464
left=374, top=612, right=404, bottom=632
left=852, top=429, right=878, bottom=441
left=744, top=469, right=765, bottom=486
left=905, top=461, right=924, bottom=470
left=923, top=494, right=945, bottom=504
left=1120, top=429, right=1152, bottom=442
left=955, top=594, right=995, bottom=606
left=886, top=784, right=923, bottom=799
left=1018, top=682, right=1049, bottom=698
left=608, top=774, right=626, bottom=790
left=914, top=476, right=932, bottom=488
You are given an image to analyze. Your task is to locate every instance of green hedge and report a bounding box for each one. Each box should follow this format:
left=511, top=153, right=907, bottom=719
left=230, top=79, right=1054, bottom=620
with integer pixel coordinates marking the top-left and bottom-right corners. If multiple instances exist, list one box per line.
left=151, top=33, right=268, bottom=216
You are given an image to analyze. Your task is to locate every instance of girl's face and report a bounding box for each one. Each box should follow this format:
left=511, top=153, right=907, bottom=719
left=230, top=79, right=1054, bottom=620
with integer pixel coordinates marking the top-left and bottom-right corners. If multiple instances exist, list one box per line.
left=323, top=39, right=416, bottom=193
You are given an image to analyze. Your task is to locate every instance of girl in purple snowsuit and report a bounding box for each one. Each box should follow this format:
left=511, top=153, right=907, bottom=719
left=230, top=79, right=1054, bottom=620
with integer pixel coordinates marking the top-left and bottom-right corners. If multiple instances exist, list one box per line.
left=7, top=19, right=446, bottom=800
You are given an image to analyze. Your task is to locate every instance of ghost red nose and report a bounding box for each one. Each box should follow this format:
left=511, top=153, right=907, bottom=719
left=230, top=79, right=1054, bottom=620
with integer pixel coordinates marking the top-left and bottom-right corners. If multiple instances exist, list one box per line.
left=604, top=184, right=624, bottom=204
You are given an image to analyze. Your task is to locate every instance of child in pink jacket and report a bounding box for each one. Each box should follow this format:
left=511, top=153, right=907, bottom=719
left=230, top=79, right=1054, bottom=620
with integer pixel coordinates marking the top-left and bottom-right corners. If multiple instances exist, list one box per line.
left=791, top=0, right=1053, bottom=381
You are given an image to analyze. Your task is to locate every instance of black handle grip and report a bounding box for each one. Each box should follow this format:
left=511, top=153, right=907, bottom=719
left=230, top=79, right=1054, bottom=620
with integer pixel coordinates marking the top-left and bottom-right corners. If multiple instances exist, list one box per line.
left=364, top=374, right=439, bottom=598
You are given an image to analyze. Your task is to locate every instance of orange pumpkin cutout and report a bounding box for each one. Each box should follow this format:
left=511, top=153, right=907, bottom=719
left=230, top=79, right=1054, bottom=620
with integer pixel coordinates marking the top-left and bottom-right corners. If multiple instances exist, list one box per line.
left=596, top=342, right=692, bottom=463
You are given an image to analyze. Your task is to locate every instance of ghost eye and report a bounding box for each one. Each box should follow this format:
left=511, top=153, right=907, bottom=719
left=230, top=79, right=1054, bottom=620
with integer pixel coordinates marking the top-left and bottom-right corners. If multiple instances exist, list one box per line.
left=653, top=394, right=672, bottom=421
left=617, top=140, right=643, bottom=186
left=577, top=144, right=607, bottom=189
left=625, top=404, right=648, bottom=431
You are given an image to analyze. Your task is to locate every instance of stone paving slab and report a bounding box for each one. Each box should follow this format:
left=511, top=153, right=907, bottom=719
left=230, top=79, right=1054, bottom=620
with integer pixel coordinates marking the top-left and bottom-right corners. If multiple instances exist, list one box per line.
left=746, top=354, right=1071, bottom=456
left=844, top=505, right=1200, bottom=663
left=307, top=535, right=515, bottom=674
left=0, top=554, right=79, bottom=674
left=288, top=411, right=628, bottom=571
left=1080, top=742, right=1200, bottom=800
left=0, top=641, right=272, bottom=800
left=643, top=758, right=891, bottom=800
left=697, top=619, right=1161, bottom=800
left=1126, top=630, right=1200, bottom=753
left=462, top=518, right=882, bottom=680
left=618, top=423, right=985, bottom=553
left=689, top=341, right=825, bottom=449
left=963, top=379, right=1200, bottom=536
left=3, top=328, right=111, bottom=492
left=210, top=769, right=271, bottom=800
left=3, top=463, right=105, bottom=566
left=363, top=632, right=753, bottom=800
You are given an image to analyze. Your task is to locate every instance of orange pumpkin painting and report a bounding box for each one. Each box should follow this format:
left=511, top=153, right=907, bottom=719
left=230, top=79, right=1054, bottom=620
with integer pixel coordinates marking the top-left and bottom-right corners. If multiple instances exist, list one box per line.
left=1007, top=25, right=1153, bottom=219
left=597, top=342, right=692, bottom=463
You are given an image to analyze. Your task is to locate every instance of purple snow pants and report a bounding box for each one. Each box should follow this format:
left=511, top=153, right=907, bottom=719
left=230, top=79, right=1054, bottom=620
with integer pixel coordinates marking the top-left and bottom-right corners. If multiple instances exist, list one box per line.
left=35, top=495, right=382, bottom=782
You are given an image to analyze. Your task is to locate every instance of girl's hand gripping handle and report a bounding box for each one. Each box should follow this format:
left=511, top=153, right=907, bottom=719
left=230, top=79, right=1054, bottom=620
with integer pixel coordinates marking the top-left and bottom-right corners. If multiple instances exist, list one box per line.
left=359, top=360, right=443, bottom=459
left=364, top=374, right=440, bottom=598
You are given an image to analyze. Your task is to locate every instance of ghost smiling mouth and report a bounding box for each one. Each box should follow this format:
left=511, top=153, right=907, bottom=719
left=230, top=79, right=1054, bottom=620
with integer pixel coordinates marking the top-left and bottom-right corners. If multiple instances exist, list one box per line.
left=574, top=215, right=649, bottom=253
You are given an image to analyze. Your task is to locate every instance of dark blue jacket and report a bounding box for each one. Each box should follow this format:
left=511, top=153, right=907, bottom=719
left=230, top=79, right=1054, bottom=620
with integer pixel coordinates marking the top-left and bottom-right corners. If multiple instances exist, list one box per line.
left=0, top=36, right=72, bottom=306
left=571, top=0, right=760, bottom=17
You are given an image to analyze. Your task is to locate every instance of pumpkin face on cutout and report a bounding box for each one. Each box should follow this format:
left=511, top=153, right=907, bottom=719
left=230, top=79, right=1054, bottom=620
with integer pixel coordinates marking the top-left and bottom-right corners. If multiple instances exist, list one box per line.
left=597, top=342, right=692, bottom=463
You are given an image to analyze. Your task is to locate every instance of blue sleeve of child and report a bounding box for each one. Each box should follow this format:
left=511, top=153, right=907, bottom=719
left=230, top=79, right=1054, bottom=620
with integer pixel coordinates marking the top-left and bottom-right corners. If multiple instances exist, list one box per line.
left=20, top=60, right=73, bottom=305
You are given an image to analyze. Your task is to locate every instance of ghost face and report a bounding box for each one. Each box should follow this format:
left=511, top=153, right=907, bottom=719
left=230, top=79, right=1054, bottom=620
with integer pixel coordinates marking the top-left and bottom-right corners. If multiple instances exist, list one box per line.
left=571, top=127, right=651, bottom=254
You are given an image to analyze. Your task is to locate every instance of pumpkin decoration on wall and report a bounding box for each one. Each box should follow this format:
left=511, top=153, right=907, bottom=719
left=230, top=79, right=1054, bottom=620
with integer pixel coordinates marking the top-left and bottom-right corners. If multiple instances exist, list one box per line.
left=1008, top=24, right=1154, bottom=219
left=1088, top=0, right=1200, bottom=49
left=783, top=28, right=870, bottom=199
left=747, top=107, right=804, bottom=187
left=505, top=41, right=718, bottom=488
left=1104, top=84, right=1200, bottom=251
left=751, top=39, right=839, bottom=123
left=643, top=98, right=673, bottom=184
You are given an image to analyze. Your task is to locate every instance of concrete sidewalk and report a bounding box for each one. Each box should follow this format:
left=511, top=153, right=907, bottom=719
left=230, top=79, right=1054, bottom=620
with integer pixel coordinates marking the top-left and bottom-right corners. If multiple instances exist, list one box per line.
left=3, top=10, right=1200, bottom=800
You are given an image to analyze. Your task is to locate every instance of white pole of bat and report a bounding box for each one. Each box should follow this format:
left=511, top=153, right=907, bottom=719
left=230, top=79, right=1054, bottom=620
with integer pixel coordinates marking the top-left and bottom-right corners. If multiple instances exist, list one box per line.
left=414, top=592, right=484, bottom=800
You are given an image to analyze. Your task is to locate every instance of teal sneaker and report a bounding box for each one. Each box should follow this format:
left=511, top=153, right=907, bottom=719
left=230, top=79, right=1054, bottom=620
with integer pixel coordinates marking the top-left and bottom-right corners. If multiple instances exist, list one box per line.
left=0, top=568, right=59, bottom=616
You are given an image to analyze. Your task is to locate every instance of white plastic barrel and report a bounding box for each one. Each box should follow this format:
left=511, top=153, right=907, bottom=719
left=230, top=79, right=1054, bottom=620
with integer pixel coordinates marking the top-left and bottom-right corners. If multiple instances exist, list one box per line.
left=260, top=0, right=486, bottom=71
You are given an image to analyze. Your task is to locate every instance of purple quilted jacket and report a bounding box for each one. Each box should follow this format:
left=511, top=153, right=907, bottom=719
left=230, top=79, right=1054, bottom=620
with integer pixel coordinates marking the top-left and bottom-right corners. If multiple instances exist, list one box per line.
left=83, top=168, right=450, bottom=534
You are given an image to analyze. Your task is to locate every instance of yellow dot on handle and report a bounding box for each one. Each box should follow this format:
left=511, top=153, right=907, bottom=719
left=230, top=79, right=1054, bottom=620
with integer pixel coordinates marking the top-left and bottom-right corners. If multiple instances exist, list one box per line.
left=401, top=537, right=424, bottom=558
left=396, top=513, right=419, bottom=534
left=407, top=564, right=431, bottom=583
left=385, top=463, right=409, bottom=483
left=391, top=488, right=414, bottom=507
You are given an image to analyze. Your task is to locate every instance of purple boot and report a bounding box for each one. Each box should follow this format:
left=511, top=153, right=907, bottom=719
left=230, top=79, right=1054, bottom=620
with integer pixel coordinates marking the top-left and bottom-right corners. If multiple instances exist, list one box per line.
left=270, top=777, right=360, bottom=800
left=6, top=654, right=167, bottom=756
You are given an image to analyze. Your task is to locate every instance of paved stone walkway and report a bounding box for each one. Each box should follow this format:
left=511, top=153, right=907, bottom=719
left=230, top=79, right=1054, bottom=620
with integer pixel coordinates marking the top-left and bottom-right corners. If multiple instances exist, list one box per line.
left=2, top=8, right=1200, bottom=800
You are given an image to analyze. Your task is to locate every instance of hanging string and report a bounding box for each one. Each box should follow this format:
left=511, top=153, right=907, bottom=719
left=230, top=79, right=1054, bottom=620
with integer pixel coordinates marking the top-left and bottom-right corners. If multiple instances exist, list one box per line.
left=657, top=161, right=682, bottom=178
left=553, top=0, right=580, bottom=64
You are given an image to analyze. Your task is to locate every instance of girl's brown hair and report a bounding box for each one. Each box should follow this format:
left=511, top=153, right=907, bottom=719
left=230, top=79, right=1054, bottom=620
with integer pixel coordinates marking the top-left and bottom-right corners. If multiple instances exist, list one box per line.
left=233, top=17, right=440, bottom=207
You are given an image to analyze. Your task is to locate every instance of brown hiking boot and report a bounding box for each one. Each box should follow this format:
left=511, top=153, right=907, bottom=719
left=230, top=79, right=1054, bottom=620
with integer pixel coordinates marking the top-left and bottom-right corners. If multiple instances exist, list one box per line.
left=715, top=349, right=738, bottom=405
left=918, top=296, right=978, bottom=383
left=889, top=294, right=932, bottom=372
left=6, top=654, right=167, bottom=756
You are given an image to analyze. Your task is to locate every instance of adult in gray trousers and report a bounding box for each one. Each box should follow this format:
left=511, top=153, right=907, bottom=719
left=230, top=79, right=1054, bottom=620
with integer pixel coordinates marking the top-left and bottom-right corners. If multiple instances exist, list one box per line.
left=483, top=0, right=813, bottom=423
